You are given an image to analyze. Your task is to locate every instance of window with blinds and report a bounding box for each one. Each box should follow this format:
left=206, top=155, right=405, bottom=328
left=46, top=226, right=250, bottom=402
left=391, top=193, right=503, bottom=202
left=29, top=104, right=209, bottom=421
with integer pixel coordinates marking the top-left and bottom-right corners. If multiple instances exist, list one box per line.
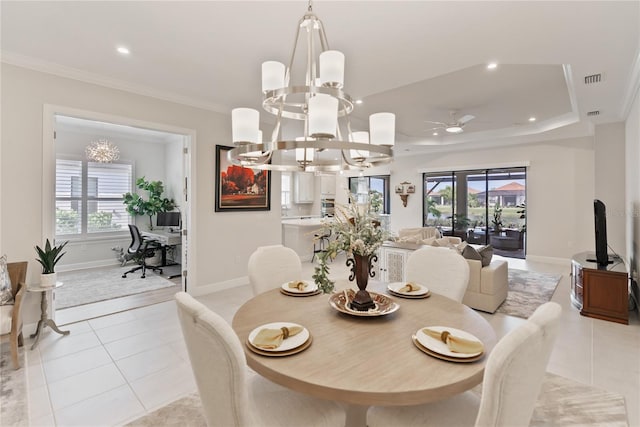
left=56, top=158, right=132, bottom=238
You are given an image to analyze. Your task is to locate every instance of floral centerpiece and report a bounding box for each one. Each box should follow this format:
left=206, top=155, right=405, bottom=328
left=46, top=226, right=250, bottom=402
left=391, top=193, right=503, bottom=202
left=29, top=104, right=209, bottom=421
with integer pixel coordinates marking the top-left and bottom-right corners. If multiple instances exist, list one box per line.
left=312, top=195, right=388, bottom=301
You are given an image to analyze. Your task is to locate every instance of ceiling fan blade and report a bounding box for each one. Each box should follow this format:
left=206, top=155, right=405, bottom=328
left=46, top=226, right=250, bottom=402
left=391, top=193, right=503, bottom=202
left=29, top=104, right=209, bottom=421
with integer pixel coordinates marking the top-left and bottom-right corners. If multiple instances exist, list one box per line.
left=458, top=115, right=475, bottom=125
left=424, top=120, right=446, bottom=126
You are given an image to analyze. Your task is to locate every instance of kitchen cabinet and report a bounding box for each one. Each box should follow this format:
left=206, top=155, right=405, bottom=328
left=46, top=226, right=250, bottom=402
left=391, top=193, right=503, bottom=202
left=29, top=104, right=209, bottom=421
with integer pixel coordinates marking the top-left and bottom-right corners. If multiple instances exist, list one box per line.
left=320, top=175, right=337, bottom=195
left=294, top=172, right=315, bottom=204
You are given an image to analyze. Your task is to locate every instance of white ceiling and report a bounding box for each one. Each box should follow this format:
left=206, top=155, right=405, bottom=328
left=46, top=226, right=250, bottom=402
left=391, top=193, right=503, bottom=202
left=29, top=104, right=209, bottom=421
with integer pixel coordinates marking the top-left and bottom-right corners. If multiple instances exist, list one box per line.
left=2, top=1, right=639, bottom=154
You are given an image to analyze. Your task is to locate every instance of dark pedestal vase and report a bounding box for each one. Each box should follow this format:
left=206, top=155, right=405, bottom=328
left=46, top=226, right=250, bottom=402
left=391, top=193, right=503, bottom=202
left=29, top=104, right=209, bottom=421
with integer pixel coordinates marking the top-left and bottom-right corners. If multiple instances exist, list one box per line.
left=347, top=253, right=378, bottom=311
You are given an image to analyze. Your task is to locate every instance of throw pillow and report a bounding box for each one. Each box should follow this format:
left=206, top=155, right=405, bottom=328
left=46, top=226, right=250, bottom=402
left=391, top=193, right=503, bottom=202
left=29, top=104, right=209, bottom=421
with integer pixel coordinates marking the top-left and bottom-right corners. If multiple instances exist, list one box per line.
left=454, top=241, right=468, bottom=255
left=461, top=245, right=482, bottom=261
left=399, top=233, right=423, bottom=244
left=421, top=237, right=436, bottom=246
left=433, top=237, right=452, bottom=248
left=0, top=255, right=14, bottom=305
left=478, top=245, right=494, bottom=267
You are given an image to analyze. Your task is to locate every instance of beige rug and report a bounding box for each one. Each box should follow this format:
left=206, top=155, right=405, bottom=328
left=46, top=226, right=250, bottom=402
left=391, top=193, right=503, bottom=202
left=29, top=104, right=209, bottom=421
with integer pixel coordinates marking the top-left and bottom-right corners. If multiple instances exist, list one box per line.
left=126, top=373, right=628, bottom=426
left=56, top=265, right=176, bottom=309
left=497, top=269, right=562, bottom=319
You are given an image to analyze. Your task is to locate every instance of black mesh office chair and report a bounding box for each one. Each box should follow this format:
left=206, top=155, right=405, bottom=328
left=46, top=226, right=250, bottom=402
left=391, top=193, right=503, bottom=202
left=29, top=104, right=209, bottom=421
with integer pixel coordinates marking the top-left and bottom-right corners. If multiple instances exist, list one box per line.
left=122, top=224, right=163, bottom=278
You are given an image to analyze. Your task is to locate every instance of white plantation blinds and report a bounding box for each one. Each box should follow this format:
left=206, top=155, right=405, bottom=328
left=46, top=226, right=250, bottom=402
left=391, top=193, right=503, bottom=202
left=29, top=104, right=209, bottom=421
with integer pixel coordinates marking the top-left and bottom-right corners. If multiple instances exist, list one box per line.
left=56, top=158, right=132, bottom=237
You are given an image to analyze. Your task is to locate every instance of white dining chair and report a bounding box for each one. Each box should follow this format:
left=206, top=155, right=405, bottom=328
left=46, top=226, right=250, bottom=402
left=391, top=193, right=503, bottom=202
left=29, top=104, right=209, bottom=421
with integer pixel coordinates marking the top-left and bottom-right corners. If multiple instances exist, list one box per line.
left=367, top=301, right=562, bottom=427
left=175, top=292, right=345, bottom=427
left=405, top=246, right=470, bottom=302
left=248, top=245, right=303, bottom=295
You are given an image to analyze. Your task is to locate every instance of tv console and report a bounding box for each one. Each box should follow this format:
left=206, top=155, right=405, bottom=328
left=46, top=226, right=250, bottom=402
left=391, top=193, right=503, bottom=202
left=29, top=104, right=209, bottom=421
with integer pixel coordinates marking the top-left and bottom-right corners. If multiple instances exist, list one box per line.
left=571, top=252, right=629, bottom=324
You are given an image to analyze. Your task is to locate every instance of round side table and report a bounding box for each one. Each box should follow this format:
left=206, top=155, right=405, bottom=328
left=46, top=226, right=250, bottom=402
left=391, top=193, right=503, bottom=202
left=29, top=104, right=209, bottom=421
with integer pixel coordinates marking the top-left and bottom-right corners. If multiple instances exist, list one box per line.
left=27, top=282, right=70, bottom=350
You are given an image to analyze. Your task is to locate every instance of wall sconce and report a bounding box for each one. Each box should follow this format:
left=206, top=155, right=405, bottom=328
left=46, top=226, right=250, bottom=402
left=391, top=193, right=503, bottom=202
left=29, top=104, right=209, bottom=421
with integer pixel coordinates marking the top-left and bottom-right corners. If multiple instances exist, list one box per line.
left=395, top=181, right=416, bottom=207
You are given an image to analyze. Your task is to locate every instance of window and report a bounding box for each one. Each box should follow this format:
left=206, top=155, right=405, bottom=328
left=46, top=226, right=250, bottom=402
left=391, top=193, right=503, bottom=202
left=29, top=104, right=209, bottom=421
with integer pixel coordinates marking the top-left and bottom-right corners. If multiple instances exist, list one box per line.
left=56, top=157, right=133, bottom=238
left=348, top=175, right=391, bottom=214
left=281, top=172, right=292, bottom=208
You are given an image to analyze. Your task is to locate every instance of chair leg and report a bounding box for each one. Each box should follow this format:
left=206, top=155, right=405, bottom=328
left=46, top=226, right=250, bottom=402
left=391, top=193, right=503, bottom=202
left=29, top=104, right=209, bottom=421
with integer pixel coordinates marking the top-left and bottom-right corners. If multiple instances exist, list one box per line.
left=10, top=337, right=19, bottom=369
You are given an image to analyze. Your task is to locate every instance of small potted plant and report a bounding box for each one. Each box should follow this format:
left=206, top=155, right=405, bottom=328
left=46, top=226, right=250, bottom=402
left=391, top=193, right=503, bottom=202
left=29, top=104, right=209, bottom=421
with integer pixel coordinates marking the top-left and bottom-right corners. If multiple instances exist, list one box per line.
left=35, top=239, right=68, bottom=287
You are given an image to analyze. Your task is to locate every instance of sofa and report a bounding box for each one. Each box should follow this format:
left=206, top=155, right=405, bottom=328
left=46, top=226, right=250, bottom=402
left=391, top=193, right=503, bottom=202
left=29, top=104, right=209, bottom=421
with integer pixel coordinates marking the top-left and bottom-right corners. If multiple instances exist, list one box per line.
left=395, top=227, right=509, bottom=313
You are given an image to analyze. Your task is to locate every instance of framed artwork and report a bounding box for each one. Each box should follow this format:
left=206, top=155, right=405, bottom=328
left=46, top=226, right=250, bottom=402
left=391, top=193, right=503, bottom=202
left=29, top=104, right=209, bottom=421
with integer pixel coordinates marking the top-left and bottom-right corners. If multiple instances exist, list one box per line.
left=394, top=185, right=404, bottom=194
left=215, top=145, right=271, bottom=212
left=406, top=184, right=416, bottom=194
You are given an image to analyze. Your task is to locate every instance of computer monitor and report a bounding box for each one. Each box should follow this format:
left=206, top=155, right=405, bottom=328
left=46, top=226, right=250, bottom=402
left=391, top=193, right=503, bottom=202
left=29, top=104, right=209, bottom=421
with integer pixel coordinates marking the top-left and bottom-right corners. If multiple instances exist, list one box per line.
left=156, top=211, right=180, bottom=229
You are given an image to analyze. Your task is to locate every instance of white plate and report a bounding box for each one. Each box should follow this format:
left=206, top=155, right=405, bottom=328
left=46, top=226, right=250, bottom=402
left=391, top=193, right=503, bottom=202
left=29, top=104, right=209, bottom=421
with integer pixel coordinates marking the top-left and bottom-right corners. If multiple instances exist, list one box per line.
left=248, top=322, right=310, bottom=352
left=387, top=282, right=430, bottom=296
left=281, top=280, right=318, bottom=294
left=415, top=326, right=483, bottom=358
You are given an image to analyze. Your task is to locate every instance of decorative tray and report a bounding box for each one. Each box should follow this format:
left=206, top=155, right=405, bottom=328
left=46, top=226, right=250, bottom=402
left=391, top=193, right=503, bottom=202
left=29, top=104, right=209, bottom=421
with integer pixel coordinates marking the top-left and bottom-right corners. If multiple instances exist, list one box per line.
left=329, top=289, right=399, bottom=317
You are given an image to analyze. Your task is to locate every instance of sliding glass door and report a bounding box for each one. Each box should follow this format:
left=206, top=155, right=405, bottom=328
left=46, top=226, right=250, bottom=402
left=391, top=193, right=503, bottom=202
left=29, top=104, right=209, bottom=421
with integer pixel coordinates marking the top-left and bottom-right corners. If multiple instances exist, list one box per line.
left=423, top=167, right=526, bottom=258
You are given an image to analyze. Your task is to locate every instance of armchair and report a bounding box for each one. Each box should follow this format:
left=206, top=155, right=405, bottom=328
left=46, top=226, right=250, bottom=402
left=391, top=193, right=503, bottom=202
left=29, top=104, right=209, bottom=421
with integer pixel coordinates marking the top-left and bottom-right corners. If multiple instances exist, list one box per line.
left=1, top=261, right=27, bottom=369
left=122, top=224, right=163, bottom=278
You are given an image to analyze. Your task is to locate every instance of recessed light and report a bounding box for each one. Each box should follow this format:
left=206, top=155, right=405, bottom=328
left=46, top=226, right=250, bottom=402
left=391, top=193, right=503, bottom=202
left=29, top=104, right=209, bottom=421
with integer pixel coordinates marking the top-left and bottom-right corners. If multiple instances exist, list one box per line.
left=116, top=46, right=130, bottom=55
left=487, top=62, right=498, bottom=70
left=432, top=132, right=438, bottom=136
left=528, top=117, right=536, bottom=122
left=355, top=99, right=363, bottom=105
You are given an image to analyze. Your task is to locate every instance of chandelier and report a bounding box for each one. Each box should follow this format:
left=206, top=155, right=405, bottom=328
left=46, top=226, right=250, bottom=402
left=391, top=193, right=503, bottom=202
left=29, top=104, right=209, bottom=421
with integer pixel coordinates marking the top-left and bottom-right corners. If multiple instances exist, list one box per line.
left=85, top=139, right=120, bottom=163
left=228, top=1, right=394, bottom=173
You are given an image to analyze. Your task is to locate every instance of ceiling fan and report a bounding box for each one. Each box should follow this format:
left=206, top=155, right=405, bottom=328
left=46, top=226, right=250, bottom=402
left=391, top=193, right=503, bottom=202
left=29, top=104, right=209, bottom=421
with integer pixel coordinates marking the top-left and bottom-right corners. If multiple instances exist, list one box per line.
left=425, top=111, right=476, bottom=134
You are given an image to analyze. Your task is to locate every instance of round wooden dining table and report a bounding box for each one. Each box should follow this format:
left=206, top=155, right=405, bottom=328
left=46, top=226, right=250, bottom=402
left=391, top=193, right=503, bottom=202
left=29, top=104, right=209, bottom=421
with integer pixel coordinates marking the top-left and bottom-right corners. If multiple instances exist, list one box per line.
left=232, top=280, right=497, bottom=427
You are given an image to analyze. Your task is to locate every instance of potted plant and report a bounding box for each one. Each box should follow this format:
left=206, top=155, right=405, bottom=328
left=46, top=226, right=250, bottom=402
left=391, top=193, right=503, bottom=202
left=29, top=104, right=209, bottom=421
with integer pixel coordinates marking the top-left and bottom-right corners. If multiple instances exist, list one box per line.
left=123, top=177, right=175, bottom=230
left=35, top=239, right=68, bottom=286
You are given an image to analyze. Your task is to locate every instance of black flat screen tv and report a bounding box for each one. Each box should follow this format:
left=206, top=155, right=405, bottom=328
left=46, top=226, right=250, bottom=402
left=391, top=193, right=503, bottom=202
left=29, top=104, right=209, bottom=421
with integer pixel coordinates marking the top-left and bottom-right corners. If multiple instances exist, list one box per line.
left=593, top=199, right=611, bottom=266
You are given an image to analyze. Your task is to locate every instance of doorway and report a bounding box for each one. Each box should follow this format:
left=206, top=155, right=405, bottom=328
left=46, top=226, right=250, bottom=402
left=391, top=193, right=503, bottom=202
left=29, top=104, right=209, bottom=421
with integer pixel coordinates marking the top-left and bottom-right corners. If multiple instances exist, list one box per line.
left=42, top=106, right=195, bottom=321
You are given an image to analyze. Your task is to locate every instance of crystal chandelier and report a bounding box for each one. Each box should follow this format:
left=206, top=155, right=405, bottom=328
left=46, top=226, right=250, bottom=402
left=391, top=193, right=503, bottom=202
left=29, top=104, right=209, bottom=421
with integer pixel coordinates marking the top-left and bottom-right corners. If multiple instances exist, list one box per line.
left=85, top=139, right=120, bottom=163
left=228, top=1, right=394, bottom=172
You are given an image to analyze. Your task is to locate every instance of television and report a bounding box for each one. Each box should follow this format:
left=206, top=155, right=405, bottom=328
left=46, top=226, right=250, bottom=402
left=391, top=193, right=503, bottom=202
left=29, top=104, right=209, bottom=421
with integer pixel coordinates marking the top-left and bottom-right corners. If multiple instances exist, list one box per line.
left=593, top=199, right=611, bottom=266
left=156, top=211, right=181, bottom=230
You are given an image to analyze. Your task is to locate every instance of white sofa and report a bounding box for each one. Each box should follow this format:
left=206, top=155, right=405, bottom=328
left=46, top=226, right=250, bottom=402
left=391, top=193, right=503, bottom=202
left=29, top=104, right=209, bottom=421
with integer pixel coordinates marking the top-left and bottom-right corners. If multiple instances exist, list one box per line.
left=395, top=228, right=509, bottom=313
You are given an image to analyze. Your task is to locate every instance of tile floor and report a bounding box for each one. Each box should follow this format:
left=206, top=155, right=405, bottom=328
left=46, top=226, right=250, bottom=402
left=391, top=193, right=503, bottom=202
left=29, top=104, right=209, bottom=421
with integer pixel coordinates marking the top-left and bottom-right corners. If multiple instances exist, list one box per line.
left=19, top=256, right=640, bottom=426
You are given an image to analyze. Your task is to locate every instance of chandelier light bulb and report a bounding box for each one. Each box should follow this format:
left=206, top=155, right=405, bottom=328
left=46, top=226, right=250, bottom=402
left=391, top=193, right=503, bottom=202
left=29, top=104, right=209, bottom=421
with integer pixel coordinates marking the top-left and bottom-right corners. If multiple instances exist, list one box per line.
left=308, top=94, right=338, bottom=139
left=319, top=50, right=345, bottom=88
left=85, top=139, right=120, bottom=163
left=369, top=113, right=395, bottom=146
left=262, top=61, right=286, bottom=92
left=232, top=108, right=260, bottom=144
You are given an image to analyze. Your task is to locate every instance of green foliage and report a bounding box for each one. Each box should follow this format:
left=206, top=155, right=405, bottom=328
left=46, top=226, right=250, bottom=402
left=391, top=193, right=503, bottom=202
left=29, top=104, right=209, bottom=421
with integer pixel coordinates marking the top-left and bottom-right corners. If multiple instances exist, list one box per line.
left=34, top=239, right=68, bottom=274
left=369, top=190, right=382, bottom=213
left=88, top=211, right=121, bottom=232
left=123, top=177, right=175, bottom=229
left=517, top=202, right=526, bottom=232
left=453, top=213, right=471, bottom=230
left=56, top=209, right=79, bottom=234
left=427, top=198, right=441, bottom=218
left=439, top=186, right=453, bottom=204
left=313, top=194, right=389, bottom=294
left=492, top=202, right=504, bottom=232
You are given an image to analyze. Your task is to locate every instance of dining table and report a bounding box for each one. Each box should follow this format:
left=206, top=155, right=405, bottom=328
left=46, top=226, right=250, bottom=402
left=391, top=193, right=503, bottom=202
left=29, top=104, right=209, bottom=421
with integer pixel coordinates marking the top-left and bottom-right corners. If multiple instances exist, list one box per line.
left=231, top=279, right=497, bottom=427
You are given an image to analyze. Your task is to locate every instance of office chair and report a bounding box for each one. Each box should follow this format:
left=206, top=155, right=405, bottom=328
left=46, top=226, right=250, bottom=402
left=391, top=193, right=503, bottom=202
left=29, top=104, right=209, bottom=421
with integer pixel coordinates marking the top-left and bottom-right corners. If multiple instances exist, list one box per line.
left=122, top=224, right=163, bottom=278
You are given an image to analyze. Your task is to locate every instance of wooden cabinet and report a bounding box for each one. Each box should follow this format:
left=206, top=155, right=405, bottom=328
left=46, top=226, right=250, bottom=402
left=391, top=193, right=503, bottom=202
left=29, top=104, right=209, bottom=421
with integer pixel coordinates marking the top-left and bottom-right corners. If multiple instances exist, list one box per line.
left=294, top=172, right=315, bottom=204
left=571, top=252, right=629, bottom=324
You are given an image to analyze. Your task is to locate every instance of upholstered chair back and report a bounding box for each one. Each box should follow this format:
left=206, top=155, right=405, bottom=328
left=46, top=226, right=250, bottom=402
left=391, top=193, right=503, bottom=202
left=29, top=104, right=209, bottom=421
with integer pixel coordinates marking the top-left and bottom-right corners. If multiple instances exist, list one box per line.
left=475, top=301, right=562, bottom=426
left=175, top=292, right=254, bottom=427
left=405, top=246, right=469, bottom=302
left=248, top=245, right=302, bottom=295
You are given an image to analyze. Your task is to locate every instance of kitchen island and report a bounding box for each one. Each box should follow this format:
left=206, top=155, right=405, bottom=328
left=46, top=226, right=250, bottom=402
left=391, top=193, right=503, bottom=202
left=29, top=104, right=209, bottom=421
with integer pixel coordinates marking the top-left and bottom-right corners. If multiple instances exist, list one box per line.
left=281, top=217, right=326, bottom=261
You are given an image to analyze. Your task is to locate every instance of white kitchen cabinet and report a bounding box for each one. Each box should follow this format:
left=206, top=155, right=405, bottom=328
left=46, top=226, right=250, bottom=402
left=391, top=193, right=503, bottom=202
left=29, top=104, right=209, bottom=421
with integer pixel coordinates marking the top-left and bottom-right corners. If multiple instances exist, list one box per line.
left=294, top=172, right=315, bottom=203
left=320, top=175, right=336, bottom=195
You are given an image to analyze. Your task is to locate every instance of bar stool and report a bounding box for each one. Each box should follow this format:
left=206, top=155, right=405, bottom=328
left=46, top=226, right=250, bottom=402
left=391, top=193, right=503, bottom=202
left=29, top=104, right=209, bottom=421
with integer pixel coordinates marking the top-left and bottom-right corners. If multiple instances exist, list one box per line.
left=312, top=230, right=331, bottom=262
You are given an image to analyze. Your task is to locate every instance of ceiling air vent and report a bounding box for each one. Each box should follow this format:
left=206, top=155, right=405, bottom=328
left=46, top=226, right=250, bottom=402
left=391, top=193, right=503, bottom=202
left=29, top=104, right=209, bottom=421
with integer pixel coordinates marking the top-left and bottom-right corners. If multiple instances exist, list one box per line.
left=587, top=110, right=600, bottom=117
left=584, top=74, right=602, bottom=84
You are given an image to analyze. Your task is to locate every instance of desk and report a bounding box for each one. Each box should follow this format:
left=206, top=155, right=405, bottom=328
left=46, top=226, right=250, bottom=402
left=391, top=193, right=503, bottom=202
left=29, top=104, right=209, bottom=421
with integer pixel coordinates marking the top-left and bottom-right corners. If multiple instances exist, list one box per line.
left=141, top=229, right=182, bottom=278
left=232, top=280, right=496, bottom=427
left=28, top=282, right=70, bottom=349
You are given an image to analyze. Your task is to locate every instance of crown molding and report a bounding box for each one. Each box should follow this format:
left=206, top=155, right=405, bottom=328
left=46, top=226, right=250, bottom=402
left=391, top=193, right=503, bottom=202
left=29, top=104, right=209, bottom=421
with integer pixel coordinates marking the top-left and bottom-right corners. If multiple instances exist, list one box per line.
left=1, top=50, right=230, bottom=115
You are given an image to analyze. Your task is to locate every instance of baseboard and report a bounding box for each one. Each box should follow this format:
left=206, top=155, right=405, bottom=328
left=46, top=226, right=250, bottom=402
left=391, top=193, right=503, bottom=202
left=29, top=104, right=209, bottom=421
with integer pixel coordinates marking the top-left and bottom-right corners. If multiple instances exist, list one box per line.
left=57, top=259, right=121, bottom=272
left=188, top=276, right=248, bottom=296
left=525, top=255, right=571, bottom=265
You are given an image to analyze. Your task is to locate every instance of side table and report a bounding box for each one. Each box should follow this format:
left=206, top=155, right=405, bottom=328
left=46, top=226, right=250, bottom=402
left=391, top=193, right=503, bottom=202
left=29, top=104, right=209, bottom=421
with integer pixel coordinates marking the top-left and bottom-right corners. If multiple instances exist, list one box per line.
left=27, top=282, right=70, bottom=349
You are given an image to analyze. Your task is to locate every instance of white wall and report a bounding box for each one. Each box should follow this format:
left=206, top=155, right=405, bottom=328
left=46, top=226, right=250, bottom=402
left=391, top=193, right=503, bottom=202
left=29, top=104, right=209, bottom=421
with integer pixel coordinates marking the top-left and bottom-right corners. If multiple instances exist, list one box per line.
left=625, top=85, right=640, bottom=290
left=0, top=64, right=281, bottom=306
left=594, top=122, right=627, bottom=257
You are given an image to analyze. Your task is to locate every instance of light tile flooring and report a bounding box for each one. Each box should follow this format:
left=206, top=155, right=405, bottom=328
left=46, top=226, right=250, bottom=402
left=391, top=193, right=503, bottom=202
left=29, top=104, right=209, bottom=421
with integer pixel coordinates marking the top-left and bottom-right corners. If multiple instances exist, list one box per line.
left=19, top=256, right=640, bottom=426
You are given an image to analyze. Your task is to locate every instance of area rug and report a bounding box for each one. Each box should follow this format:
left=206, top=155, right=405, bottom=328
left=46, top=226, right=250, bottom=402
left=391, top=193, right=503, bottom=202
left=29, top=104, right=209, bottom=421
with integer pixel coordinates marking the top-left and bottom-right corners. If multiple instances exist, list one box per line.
left=496, top=269, right=562, bottom=319
left=125, top=373, right=628, bottom=426
left=56, top=266, right=176, bottom=309
left=0, top=338, right=28, bottom=427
